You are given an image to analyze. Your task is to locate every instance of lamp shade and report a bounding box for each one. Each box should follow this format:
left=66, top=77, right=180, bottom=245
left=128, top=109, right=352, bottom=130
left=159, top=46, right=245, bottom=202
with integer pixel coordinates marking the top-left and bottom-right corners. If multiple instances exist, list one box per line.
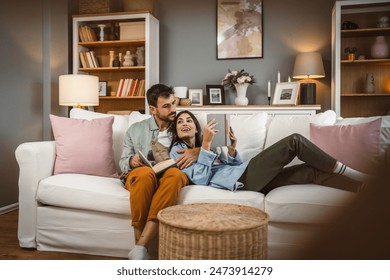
left=292, top=52, right=325, bottom=79
left=59, top=74, right=99, bottom=107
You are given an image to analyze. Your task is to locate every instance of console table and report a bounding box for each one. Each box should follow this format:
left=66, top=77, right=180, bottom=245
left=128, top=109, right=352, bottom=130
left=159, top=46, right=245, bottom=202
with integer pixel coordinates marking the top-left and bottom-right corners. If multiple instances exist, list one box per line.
left=177, top=105, right=321, bottom=117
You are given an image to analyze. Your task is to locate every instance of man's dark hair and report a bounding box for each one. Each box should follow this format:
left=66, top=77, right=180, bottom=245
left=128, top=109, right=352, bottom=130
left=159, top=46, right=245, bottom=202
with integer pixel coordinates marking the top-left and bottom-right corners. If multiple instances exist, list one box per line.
left=146, top=84, right=174, bottom=107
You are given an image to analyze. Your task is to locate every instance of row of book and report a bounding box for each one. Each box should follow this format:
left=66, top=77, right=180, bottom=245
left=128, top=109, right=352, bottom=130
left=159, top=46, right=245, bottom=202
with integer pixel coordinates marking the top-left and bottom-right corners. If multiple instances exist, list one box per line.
left=79, top=25, right=97, bottom=42
left=79, top=51, right=100, bottom=68
left=116, top=79, right=145, bottom=97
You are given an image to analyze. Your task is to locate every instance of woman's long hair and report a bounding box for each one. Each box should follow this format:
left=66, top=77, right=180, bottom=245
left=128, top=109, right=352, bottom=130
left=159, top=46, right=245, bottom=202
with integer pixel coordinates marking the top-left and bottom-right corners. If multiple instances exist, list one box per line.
left=169, top=110, right=202, bottom=150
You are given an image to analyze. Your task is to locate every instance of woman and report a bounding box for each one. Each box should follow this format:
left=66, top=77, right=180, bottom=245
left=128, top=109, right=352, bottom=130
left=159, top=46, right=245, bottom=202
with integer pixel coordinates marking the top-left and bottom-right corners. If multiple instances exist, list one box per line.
left=169, top=111, right=367, bottom=194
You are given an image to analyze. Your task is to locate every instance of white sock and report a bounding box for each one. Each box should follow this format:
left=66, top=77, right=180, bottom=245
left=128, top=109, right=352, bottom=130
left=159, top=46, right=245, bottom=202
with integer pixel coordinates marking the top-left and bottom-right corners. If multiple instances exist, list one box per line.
left=333, top=161, right=369, bottom=182
left=128, top=245, right=149, bottom=260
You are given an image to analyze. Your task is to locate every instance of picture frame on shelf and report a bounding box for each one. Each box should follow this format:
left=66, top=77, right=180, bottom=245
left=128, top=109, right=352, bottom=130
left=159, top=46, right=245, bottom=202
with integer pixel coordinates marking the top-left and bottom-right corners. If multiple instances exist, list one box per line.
left=99, top=81, right=108, bottom=96
left=206, top=85, right=225, bottom=105
left=217, top=0, right=263, bottom=59
left=188, top=89, right=203, bottom=106
left=272, top=82, right=299, bottom=105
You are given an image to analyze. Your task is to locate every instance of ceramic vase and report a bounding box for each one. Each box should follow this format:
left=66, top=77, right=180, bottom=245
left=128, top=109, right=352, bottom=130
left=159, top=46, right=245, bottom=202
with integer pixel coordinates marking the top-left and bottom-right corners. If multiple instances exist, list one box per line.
left=123, top=51, right=134, bottom=67
left=234, top=83, right=249, bottom=106
left=371, top=36, right=389, bottom=59
left=365, top=73, right=375, bottom=93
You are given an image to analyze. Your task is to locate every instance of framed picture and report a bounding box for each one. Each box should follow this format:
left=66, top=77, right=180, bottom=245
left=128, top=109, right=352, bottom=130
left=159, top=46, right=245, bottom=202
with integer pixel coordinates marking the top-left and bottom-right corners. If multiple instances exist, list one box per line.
left=99, top=81, right=108, bottom=96
left=188, top=89, right=203, bottom=106
left=206, top=85, right=225, bottom=105
left=217, top=0, right=263, bottom=59
left=272, top=82, right=299, bottom=105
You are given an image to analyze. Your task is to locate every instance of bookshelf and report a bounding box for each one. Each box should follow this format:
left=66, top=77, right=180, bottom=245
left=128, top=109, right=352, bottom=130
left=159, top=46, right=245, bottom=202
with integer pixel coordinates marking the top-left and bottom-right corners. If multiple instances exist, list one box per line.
left=72, top=12, right=159, bottom=113
left=332, top=0, right=390, bottom=117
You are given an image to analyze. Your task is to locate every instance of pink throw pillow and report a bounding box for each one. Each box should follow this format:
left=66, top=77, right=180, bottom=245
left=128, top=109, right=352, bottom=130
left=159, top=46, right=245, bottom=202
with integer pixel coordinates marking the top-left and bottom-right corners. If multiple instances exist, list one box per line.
left=50, top=114, right=118, bottom=177
left=310, top=118, right=382, bottom=173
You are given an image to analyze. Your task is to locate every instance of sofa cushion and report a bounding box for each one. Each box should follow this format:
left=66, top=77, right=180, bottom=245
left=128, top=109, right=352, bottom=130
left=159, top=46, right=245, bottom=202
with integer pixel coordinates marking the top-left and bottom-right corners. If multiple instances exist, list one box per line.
left=264, top=110, right=337, bottom=149
left=265, top=184, right=356, bottom=224
left=178, top=185, right=265, bottom=210
left=310, top=118, right=382, bottom=173
left=37, top=174, right=130, bottom=215
left=50, top=114, right=118, bottom=177
left=70, top=108, right=131, bottom=172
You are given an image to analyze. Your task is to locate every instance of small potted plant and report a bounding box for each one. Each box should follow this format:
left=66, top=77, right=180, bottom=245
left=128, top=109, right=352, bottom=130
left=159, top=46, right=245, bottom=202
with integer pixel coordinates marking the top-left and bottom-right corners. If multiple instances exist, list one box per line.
left=344, top=46, right=358, bottom=60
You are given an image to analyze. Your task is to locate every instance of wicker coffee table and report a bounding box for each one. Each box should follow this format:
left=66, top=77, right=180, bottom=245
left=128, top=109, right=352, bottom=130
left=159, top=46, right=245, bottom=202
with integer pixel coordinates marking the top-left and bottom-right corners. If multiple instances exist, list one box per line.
left=157, top=203, right=268, bottom=260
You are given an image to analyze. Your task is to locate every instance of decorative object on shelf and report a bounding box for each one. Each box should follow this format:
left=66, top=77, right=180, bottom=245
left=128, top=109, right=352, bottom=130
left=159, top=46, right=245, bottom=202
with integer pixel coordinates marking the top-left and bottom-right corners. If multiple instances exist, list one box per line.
left=179, top=98, right=192, bottom=106
left=234, top=83, right=249, bottom=105
left=358, top=55, right=366, bottom=60
left=223, top=69, right=255, bottom=106
left=136, top=46, right=145, bottom=66
left=99, top=81, right=108, bottom=96
left=344, top=46, right=358, bottom=61
left=206, top=85, right=225, bottom=105
left=217, top=0, right=263, bottom=59
left=371, top=36, right=389, bottom=59
left=272, top=82, right=299, bottom=105
left=79, top=0, right=122, bottom=14
left=98, top=24, right=106, bottom=41
left=188, top=89, right=203, bottom=106
left=267, top=80, right=271, bottom=105
left=109, top=50, right=114, bottom=67
left=123, top=50, right=134, bottom=67
left=293, top=52, right=325, bottom=105
left=341, top=20, right=359, bottom=30
left=377, top=16, right=389, bottom=28
left=173, top=86, right=188, bottom=99
left=365, top=73, right=375, bottom=93
left=112, top=56, right=120, bottom=67
left=59, top=74, right=99, bottom=108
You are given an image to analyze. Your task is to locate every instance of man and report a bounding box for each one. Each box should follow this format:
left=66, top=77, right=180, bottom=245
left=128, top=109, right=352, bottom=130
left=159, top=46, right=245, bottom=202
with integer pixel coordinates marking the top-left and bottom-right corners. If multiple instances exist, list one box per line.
left=119, top=84, right=198, bottom=260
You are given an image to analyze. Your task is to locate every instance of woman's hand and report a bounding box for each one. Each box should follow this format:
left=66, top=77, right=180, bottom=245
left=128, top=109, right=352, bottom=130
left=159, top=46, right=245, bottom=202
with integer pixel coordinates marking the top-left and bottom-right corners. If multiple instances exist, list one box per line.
left=202, top=119, right=218, bottom=151
left=228, top=127, right=237, bottom=157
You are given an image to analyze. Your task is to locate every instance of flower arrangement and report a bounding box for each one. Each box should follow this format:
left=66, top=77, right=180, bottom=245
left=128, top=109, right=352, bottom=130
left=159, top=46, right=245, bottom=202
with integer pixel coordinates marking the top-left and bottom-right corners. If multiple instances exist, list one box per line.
left=223, top=69, right=255, bottom=88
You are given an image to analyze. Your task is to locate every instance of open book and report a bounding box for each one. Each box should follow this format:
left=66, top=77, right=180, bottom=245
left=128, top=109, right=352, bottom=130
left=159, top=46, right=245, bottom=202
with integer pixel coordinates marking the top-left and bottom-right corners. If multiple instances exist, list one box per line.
left=138, top=150, right=176, bottom=175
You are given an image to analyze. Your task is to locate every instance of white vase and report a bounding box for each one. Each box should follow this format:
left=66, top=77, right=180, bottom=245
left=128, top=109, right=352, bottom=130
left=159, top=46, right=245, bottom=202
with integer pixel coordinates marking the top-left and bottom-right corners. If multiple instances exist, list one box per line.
left=234, top=83, right=249, bottom=105
left=371, top=36, right=389, bottom=59
left=365, top=73, right=375, bottom=93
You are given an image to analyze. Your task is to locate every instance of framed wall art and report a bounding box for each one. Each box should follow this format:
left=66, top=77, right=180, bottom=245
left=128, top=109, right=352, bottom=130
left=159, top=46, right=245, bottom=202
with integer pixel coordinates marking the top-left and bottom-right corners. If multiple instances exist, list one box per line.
left=272, top=82, right=299, bottom=105
left=206, top=85, right=225, bottom=105
left=217, top=0, right=263, bottom=59
left=188, top=89, right=203, bottom=106
left=99, top=81, right=108, bottom=96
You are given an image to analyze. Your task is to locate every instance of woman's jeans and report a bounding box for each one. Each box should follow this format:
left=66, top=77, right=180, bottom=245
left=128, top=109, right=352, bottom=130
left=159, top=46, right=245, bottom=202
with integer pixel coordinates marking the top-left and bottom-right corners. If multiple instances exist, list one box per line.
left=242, top=134, right=361, bottom=194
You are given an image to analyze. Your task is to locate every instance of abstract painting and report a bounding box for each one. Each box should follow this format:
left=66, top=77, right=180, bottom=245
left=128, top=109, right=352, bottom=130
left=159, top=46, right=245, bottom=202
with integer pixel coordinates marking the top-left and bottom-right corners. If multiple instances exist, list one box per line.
left=217, top=0, right=263, bottom=59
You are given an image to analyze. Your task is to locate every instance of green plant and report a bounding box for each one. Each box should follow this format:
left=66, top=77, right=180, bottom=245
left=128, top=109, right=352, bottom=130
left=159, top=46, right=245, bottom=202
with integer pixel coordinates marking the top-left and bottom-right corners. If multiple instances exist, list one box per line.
left=344, top=47, right=358, bottom=54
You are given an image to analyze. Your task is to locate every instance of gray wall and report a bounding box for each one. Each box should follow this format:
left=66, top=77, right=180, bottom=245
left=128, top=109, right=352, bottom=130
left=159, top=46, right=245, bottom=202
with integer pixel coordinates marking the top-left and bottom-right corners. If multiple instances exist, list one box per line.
left=0, top=0, right=73, bottom=210
left=155, top=0, right=333, bottom=108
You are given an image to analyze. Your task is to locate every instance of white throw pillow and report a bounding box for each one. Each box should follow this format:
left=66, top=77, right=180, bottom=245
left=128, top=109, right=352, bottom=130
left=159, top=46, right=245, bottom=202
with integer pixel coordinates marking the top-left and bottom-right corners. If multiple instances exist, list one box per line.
left=229, top=112, right=268, bottom=162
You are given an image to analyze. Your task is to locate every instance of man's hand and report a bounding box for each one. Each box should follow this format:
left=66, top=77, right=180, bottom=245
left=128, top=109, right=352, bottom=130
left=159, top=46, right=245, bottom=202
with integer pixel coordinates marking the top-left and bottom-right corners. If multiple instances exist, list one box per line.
left=175, top=147, right=200, bottom=169
left=130, top=154, right=144, bottom=169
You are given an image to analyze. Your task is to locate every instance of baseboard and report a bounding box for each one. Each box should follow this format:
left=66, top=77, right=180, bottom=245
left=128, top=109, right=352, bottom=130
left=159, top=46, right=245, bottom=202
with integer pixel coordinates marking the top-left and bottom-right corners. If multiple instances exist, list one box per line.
left=0, top=203, right=19, bottom=215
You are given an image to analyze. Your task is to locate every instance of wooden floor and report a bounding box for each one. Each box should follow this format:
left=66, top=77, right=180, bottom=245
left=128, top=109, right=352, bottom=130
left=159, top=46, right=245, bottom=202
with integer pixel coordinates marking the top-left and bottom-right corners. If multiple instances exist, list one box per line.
left=0, top=210, right=124, bottom=260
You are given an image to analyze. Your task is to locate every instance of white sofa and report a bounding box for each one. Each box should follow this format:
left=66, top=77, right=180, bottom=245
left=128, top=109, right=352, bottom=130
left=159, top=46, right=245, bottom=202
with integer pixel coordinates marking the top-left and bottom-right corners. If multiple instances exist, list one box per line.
left=15, top=108, right=390, bottom=259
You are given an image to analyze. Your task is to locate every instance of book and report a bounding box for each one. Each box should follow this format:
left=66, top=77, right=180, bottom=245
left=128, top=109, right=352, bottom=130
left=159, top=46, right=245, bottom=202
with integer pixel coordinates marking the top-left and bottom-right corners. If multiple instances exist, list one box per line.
left=138, top=150, right=176, bottom=175
left=207, top=114, right=230, bottom=148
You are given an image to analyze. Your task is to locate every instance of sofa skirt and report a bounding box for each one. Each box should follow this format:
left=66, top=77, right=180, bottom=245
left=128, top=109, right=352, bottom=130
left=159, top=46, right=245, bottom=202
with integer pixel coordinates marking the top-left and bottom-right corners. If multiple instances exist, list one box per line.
left=36, top=206, right=133, bottom=258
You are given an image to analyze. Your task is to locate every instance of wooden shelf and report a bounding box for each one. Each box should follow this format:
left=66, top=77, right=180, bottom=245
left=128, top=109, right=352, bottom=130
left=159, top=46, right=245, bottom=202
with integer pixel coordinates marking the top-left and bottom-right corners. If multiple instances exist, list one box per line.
left=341, top=58, right=390, bottom=64
left=341, top=27, right=390, bottom=37
left=100, top=96, right=144, bottom=99
left=341, top=93, right=390, bottom=97
left=79, top=40, right=145, bottom=48
left=79, top=66, right=145, bottom=72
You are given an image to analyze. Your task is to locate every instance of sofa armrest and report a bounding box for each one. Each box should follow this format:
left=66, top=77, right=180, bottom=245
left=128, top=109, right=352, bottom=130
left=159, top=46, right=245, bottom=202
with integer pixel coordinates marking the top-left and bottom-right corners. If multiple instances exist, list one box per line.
left=15, top=141, right=56, bottom=248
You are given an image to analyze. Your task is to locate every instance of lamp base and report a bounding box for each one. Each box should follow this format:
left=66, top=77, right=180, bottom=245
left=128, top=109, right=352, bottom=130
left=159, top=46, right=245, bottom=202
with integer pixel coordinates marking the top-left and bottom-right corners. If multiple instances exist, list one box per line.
left=299, top=83, right=316, bottom=105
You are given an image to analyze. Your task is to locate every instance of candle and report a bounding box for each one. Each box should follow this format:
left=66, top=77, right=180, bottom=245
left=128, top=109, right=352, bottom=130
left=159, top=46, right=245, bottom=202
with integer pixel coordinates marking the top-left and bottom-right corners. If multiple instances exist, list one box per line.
left=268, top=80, right=271, bottom=97
left=288, top=76, right=291, bottom=82
left=277, top=71, right=280, bottom=83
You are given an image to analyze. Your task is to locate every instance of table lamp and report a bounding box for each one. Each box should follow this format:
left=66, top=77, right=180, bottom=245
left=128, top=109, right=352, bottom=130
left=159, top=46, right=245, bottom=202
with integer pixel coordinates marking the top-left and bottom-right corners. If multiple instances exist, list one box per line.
left=292, top=52, right=325, bottom=104
left=59, top=74, right=99, bottom=108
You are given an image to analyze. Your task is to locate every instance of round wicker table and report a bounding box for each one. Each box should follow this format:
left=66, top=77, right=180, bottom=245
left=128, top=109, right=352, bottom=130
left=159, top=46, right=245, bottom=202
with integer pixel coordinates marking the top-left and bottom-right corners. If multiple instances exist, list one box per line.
left=157, top=203, right=269, bottom=260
